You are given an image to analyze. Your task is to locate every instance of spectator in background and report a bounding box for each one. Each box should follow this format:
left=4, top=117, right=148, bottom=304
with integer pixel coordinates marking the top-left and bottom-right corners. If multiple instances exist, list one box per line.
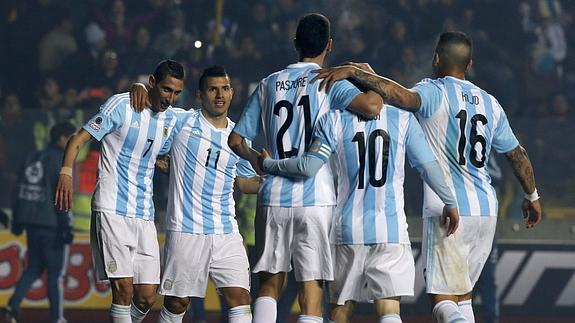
left=0, top=94, right=35, bottom=199
left=91, top=48, right=128, bottom=98
left=38, top=13, right=77, bottom=74
left=152, top=10, right=196, bottom=58
left=2, top=122, right=76, bottom=323
left=125, top=26, right=161, bottom=78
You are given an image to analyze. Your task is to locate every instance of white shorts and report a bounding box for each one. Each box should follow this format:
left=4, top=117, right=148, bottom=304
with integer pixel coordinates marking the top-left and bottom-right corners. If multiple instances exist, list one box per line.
left=253, top=206, right=333, bottom=282
left=422, top=215, right=497, bottom=295
left=329, top=243, right=414, bottom=305
left=159, top=231, right=250, bottom=298
left=90, top=212, right=160, bottom=284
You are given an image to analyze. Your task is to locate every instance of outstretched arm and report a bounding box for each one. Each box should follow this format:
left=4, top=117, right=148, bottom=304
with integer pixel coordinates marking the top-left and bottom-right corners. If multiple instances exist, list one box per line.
left=55, top=129, right=93, bottom=211
left=228, top=132, right=264, bottom=175
left=504, top=145, right=542, bottom=228
left=261, top=149, right=326, bottom=179
left=312, top=63, right=422, bottom=111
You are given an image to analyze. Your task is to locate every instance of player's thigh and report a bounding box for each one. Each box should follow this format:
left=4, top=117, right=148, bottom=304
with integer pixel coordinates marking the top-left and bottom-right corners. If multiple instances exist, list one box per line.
left=159, top=231, right=212, bottom=298
left=210, top=233, right=251, bottom=294
left=422, top=216, right=473, bottom=295
left=329, top=244, right=366, bottom=306
left=365, top=243, right=414, bottom=300
left=91, top=211, right=138, bottom=281
left=291, top=206, right=333, bottom=282
left=466, top=216, right=497, bottom=287
left=253, top=206, right=294, bottom=274
left=133, top=218, right=160, bottom=284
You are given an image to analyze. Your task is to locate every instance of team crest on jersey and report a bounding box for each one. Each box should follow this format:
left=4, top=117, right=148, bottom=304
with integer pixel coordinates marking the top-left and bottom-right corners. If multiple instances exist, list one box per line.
left=163, top=279, right=173, bottom=290
left=89, top=116, right=103, bottom=131
left=163, top=126, right=169, bottom=138
left=107, top=260, right=117, bottom=273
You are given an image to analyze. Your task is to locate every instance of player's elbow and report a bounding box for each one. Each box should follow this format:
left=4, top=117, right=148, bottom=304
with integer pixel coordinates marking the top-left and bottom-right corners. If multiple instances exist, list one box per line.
left=362, top=95, right=384, bottom=118
left=228, top=132, right=243, bottom=150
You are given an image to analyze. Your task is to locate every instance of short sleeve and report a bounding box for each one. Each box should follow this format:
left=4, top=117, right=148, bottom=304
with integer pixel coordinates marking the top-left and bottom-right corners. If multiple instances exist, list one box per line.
left=83, top=95, right=126, bottom=141
left=233, top=84, right=263, bottom=140
left=327, top=79, right=361, bottom=110
left=411, top=79, right=443, bottom=118
left=492, top=110, right=519, bottom=153
left=405, top=114, right=437, bottom=167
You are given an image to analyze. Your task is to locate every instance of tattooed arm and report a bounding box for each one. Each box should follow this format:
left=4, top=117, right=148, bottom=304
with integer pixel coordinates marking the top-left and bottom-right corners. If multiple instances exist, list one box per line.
left=311, top=63, right=422, bottom=112
left=504, top=145, right=542, bottom=228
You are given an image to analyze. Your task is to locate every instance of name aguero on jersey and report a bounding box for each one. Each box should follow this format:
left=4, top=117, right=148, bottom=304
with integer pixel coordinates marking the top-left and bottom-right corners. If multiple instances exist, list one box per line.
left=275, top=76, right=307, bottom=91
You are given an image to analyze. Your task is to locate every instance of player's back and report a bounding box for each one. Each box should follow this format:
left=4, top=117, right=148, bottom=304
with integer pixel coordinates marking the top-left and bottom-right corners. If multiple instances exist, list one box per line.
left=236, top=62, right=360, bottom=207
left=413, top=76, right=519, bottom=216
left=322, top=106, right=425, bottom=245
left=88, top=93, right=178, bottom=220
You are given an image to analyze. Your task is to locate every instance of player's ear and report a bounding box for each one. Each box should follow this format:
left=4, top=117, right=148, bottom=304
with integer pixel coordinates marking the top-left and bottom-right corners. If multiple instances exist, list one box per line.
left=432, top=52, right=440, bottom=67
left=466, top=59, right=473, bottom=72
left=196, top=88, right=202, bottom=99
left=149, top=75, right=156, bottom=88
left=325, top=38, right=332, bottom=53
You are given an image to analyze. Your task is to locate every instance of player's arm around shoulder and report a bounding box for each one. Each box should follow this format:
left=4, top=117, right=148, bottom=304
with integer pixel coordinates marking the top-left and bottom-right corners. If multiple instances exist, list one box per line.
left=503, top=145, right=542, bottom=228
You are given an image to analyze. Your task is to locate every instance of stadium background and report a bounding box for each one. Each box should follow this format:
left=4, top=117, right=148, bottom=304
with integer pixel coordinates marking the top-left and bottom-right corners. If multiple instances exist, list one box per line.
left=0, top=0, right=573, bottom=322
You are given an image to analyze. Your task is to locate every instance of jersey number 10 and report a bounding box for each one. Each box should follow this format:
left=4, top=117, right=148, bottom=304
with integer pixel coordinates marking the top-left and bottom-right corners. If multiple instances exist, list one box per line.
left=352, top=129, right=390, bottom=189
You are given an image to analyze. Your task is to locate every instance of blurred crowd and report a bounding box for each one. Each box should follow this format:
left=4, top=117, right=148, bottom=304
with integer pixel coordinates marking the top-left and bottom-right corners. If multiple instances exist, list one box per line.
left=0, top=0, right=573, bottom=220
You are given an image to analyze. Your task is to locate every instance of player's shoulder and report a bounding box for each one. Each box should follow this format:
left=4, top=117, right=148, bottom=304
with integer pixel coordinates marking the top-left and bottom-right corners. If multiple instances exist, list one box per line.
left=101, top=92, right=130, bottom=114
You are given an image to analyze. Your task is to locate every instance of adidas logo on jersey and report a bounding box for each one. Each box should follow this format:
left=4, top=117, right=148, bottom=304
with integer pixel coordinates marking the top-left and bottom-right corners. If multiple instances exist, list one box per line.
left=130, top=120, right=140, bottom=128
left=191, top=128, right=201, bottom=136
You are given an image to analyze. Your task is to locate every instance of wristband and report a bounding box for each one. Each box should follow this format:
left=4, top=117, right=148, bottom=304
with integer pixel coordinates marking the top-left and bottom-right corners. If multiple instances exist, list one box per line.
left=524, top=189, right=539, bottom=202
left=60, top=166, right=73, bottom=177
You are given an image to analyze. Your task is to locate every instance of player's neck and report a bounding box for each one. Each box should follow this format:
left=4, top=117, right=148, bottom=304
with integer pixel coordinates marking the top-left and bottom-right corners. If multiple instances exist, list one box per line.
left=436, top=69, right=466, bottom=80
left=300, top=54, right=325, bottom=67
left=201, top=109, right=228, bottom=128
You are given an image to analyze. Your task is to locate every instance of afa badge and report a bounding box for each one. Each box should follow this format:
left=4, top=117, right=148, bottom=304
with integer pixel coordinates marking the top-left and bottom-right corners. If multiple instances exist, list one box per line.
left=163, top=126, right=169, bottom=138
left=89, top=116, right=103, bottom=131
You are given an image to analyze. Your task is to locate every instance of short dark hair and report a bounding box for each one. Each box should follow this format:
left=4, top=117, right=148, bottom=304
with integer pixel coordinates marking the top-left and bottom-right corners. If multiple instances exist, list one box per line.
left=198, top=65, right=229, bottom=91
left=50, top=122, right=76, bottom=143
left=153, top=59, right=185, bottom=83
left=435, top=31, right=473, bottom=71
left=294, top=13, right=330, bottom=58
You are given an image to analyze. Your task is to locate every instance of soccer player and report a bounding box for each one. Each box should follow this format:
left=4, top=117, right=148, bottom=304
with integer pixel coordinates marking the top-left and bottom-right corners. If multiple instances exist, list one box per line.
left=310, top=31, right=542, bottom=323
left=55, top=60, right=184, bottom=323
left=228, top=13, right=383, bottom=323
left=260, top=101, right=459, bottom=323
left=131, top=65, right=259, bottom=323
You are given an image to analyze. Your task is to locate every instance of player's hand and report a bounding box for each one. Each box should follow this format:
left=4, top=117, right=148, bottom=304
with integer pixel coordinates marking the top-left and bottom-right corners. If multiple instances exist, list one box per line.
left=130, top=83, right=150, bottom=112
left=441, top=206, right=459, bottom=236
left=257, top=149, right=271, bottom=174
left=311, top=66, right=356, bottom=93
left=522, top=198, right=542, bottom=228
left=55, top=174, right=73, bottom=211
left=343, top=62, right=376, bottom=74
left=156, top=154, right=171, bottom=174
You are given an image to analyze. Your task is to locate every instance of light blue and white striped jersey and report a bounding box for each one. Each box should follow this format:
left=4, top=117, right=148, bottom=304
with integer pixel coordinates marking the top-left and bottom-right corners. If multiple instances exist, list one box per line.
left=233, top=62, right=361, bottom=207
left=309, top=106, right=436, bottom=245
left=412, top=76, right=519, bottom=217
left=166, top=109, right=256, bottom=234
left=83, top=93, right=177, bottom=220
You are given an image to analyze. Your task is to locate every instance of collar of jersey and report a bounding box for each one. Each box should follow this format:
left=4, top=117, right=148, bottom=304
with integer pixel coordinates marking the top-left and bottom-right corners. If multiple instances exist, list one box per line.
left=199, top=109, right=230, bottom=132
left=287, top=62, right=321, bottom=69
left=443, top=76, right=472, bottom=85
